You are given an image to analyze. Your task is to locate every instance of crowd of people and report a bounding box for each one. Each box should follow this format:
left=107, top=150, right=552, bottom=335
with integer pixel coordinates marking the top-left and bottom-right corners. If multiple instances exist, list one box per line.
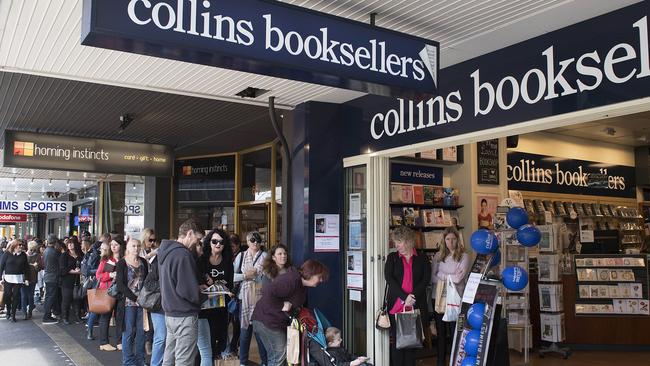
left=0, top=219, right=335, bottom=366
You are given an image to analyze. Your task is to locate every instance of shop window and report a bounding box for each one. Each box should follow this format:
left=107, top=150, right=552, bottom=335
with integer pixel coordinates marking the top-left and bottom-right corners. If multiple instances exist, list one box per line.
left=241, top=147, right=272, bottom=202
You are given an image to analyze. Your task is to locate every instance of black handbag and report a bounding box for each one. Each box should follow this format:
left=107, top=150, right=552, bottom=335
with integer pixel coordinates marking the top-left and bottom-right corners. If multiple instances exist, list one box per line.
left=107, top=280, right=122, bottom=299
left=73, top=283, right=85, bottom=301
left=137, top=272, right=161, bottom=311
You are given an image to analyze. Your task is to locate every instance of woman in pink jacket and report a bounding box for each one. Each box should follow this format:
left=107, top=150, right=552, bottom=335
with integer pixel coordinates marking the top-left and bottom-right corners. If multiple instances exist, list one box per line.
left=431, top=227, right=470, bottom=366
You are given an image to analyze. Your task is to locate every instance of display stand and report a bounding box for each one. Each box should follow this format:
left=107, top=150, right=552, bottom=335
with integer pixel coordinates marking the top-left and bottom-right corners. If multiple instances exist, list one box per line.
left=537, top=215, right=571, bottom=359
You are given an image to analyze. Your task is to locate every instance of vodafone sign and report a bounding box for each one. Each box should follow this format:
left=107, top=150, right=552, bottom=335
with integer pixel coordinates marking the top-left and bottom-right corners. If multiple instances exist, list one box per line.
left=0, top=213, right=28, bottom=223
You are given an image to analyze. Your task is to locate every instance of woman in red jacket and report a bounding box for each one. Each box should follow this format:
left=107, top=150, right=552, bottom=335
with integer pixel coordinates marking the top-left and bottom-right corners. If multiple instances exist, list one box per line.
left=96, top=239, right=124, bottom=351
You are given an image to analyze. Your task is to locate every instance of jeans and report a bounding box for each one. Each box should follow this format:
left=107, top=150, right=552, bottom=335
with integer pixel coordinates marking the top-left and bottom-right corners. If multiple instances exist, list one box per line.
left=252, top=320, right=286, bottom=366
left=197, top=318, right=213, bottom=366
left=122, top=306, right=146, bottom=366
left=239, top=323, right=268, bottom=365
left=150, top=312, right=167, bottom=366
left=163, top=315, right=198, bottom=366
left=42, top=282, right=59, bottom=319
left=86, top=312, right=98, bottom=328
left=20, top=282, right=36, bottom=313
left=227, top=305, right=241, bottom=353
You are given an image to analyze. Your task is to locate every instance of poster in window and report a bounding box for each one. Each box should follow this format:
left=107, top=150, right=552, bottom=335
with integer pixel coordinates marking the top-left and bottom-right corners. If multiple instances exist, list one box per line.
left=477, top=195, right=498, bottom=230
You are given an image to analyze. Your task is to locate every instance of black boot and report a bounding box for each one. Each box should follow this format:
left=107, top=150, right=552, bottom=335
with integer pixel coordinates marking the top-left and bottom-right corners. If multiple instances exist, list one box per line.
left=27, top=306, right=33, bottom=320
left=87, top=326, right=96, bottom=340
left=10, top=308, right=17, bottom=323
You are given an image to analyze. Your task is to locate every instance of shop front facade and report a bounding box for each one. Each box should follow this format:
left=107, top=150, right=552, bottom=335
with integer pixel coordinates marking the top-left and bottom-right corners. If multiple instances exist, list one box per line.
left=283, top=2, right=650, bottom=364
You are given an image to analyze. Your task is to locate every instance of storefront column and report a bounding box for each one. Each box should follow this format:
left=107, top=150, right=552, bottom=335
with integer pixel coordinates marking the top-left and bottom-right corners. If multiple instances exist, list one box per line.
left=286, top=101, right=353, bottom=329
left=144, top=176, right=171, bottom=239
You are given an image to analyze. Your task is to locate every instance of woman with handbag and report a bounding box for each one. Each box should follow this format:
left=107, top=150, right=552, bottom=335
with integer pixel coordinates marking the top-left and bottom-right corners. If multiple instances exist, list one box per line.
left=197, top=228, right=234, bottom=365
left=59, top=239, right=83, bottom=325
left=115, top=239, right=148, bottom=366
left=0, top=240, right=29, bottom=322
left=384, top=226, right=431, bottom=366
left=430, top=227, right=469, bottom=366
left=96, top=239, right=124, bottom=351
left=234, top=231, right=268, bottom=366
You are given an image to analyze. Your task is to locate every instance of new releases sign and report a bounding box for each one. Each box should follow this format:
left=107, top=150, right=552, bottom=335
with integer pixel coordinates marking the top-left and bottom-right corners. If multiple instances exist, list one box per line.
left=507, top=152, right=635, bottom=198
left=81, top=0, right=439, bottom=97
left=390, top=162, right=443, bottom=186
left=4, top=131, right=173, bottom=176
left=0, top=201, right=72, bottom=214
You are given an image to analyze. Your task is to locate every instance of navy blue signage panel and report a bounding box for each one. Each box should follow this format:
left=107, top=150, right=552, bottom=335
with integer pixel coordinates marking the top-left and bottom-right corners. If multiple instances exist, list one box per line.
left=390, top=162, right=443, bottom=186
left=81, top=0, right=439, bottom=98
left=506, top=152, right=635, bottom=198
left=339, top=1, right=650, bottom=156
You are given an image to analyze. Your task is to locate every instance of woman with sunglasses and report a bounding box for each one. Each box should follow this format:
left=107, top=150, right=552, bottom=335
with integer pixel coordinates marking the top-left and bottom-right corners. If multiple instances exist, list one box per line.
left=197, top=228, right=234, bottom=365
left=140, top=228, right=158, bottom=261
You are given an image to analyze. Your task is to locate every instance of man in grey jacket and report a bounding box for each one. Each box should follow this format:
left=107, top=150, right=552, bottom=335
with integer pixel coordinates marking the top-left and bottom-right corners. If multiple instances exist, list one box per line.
left=159, top=218, right=206, bottom=366
left=42, top=234, right=60, bottom=324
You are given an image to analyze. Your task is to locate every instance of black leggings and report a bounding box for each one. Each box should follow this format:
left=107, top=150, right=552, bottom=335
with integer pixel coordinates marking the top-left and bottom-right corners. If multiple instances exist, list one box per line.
left=433, top=301, right=456, bottom=366
left=99, top=300, right=124, bottom=346
left=206, top=307, right=229, bottom=356
left=3, top=282, right=22, bottom=315
left=61, top=285, right=81, bottom=321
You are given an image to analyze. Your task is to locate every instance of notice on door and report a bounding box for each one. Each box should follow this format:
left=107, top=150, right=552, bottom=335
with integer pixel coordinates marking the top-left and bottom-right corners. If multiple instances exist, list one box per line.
left=315, top=214, right=340, bottom=252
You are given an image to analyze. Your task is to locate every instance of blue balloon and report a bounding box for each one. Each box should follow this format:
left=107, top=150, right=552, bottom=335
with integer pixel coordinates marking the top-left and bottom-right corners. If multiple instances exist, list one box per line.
left=464, top=329, right=481, bottom=357
left=489, top=249, right=501, bottom=268
left=467, top=302, right=486, bottom=330
left=516, top=224, right=541, bottom=247
left=461, top=356, right=478, bottom=366
left=506, top=207, right=528, bottom=229
left=470, top=229, right=499, bottom=255
left=502, top=265, right=529, bottom=291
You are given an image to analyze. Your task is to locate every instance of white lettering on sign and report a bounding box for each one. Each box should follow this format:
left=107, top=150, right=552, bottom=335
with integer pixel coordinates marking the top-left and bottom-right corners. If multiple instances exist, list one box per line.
left=506, top=159, right=626, bottom=191
left=126, top=0, right=436, bottom=87
left=370, top=15, right=650, bottom=139
left=0, top=200, right=72, bottom=213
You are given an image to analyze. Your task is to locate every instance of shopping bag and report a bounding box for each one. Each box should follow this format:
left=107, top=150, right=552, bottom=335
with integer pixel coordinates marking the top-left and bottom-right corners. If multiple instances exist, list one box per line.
left=87, top=288, right=116, bottom=315
left=434, top=278, right=446, bottom=314
left=215, top=356, right=240, bottom=366
left=442, top=276, right=461, bottom=322
left=396, top=308, right=424, bottom=349
left=0, top=282, right=4, bottom=307
left=143, top=309, right=150, bottom=332
left=286, top=318, right=300, bottom=364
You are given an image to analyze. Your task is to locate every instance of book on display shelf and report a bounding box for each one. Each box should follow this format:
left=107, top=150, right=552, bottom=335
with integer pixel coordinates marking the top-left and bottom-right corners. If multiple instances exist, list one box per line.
left=401, top=185, right=414, bottom=204
left=554, top=201, right=567, bottom=216
left=523, top=199, right=536, bottom=215
left=419, top=150, right=437, bottom=160
left=423, top=185, right=434, bottom=205
left=441, top=146, right=457, bottom=161
left=592, top=203, right=604, bottom=216
left=583, top=203, right=594, bottom=216
left=390, top=184, right=403, bottom=203
left=432, top=186, right=444, bottom=205
left=574, top=202, right=585, bottom=216
left=413, top=185, right=424, bottom=204
left=543, top=200, right=555, bottom=215
left=533, top=200, right=546, bottom=214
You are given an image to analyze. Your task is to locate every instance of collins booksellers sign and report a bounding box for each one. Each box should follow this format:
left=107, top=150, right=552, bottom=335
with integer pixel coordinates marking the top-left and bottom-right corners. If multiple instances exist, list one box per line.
left=4, top=130, right=173, bottom=176
left=81, top=0, right=439, bottom=97
left=507, top=152, right=635, bottom=198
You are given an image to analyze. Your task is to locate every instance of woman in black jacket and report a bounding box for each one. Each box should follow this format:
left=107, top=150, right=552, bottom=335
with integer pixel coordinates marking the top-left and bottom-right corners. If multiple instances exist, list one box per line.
left=59, top=239, right=83, bottom=325
left=197, top=228, right=234, bottom=363
left=115, top=239, right=148, bottom=366
left=0, top=240, right=29, bottom=322
left=384, top=226, right=431, bottom=366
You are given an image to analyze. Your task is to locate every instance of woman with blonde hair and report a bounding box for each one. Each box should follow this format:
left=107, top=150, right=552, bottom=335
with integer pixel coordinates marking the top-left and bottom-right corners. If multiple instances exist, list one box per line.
left=140, top=228, right=157, bottom=260
left=431, top=227, right=470, bottom=366
left=384, top=226, right=431, bottom=366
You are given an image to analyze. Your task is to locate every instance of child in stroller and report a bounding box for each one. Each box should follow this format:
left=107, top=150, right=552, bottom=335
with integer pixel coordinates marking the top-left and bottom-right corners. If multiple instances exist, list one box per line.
left=308, top=326, right=371, bottom=366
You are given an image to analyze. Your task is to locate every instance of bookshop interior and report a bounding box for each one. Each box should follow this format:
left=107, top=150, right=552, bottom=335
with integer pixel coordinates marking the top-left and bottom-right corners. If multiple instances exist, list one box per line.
left=381, top=110, right=650, bottom=362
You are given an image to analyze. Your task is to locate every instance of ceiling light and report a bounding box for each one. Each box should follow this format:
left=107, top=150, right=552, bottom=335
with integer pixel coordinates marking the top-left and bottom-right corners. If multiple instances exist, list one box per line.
left=28, top=193, right=31, bottom=199
left=49, top=179, right=53, bottom=186
left=12, top=178, right=15, bottom=185
left=133, top=183, right=137, bottom=190
left=30, top=178, right=34, bottom=185
left=14, top=192, right=17, bottom=198
left=118, top=113, right=134, bottom=134
left=83, top=180, right=88, bottom=187
left=41, top=193, right=45, bottom=199
left=66, top=180, right=70, bottom=187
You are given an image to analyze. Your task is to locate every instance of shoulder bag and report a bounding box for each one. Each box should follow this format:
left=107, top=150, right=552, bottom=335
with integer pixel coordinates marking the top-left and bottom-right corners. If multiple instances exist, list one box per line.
left=375, top=281, right=391, bottom=330
left=87, top=288, right=116, bottom=314
left=442, top=276, right=461, bottom=322
left=137, top=271, right=161, bottom=311
left=107, top=279, right=122, bottom=299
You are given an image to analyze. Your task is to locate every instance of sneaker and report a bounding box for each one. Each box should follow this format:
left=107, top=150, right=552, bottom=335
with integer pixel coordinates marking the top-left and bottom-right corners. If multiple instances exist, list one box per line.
left=117, top=344, right=122, bottom=351
left=100, top=344, right=117, bottom=352
left=42, top=317, right=58, bottom=324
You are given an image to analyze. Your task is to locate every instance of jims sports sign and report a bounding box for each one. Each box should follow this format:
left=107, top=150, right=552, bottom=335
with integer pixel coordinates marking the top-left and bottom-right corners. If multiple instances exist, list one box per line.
left=81, top=0, right=439, bottom=97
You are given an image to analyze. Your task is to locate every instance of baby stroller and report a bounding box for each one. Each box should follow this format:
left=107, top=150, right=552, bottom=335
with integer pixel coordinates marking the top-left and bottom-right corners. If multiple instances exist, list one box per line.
left=291, top=307, right=335, bottom=366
